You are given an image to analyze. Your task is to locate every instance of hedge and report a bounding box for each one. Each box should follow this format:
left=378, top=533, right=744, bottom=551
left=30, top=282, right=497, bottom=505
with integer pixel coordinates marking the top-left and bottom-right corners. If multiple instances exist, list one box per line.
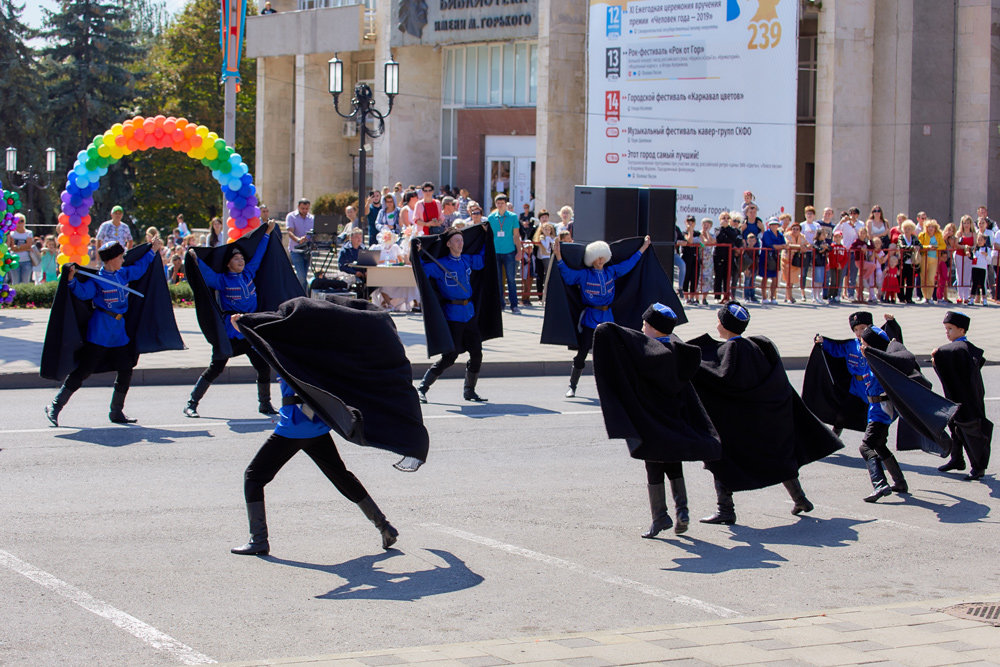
left=313, top=191, right=359, bottom=216
left=1, top=279, right=195, bottom=308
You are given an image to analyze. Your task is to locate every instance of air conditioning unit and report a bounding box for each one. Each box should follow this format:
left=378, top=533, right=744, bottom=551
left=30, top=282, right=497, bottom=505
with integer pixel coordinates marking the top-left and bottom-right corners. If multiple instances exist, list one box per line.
left=342, top=122, right=358, bottom=138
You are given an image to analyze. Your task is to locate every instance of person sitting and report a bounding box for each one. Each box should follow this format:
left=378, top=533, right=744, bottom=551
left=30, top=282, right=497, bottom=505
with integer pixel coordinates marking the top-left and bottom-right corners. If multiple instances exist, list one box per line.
left=336, top=228, right=368, bottom=296
left=370, top=229, right=418, bottom=311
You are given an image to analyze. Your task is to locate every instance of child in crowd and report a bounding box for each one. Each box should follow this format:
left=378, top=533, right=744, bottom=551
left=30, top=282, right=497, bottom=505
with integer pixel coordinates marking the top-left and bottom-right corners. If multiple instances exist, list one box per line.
left=534, top=221, right=556, bottom=299
left=812, top=227, right=830, bottom=304
left=827, top=230, right=848, bottom=304
left=742, top=233, right=759, bottom=302
left=39, top=235, right=59, bottom=283
left=882, top=251, right=901, bottom=303
left=971, top=233, right=990, bottom=306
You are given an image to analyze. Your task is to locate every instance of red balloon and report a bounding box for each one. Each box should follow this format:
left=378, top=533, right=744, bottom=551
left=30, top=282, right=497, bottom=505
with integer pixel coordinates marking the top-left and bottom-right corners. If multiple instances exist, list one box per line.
left=58, top=213, right=69, bottom=225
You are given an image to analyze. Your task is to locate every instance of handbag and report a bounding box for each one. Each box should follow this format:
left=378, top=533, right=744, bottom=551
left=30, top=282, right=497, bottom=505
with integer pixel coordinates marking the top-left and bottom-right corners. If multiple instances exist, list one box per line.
left=766, top=251, right=778, bottom=273
left=791, top=252, right=801, bottom=268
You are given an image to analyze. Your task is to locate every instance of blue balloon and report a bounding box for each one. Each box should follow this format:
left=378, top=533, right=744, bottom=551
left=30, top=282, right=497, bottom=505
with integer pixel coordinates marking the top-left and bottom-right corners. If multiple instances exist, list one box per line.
left=230, top=153, right=241, bottom=164
left=73, top=164, right=88, bottom=177
left=98, top=166, right=108, bottom=176
left=76, top=150, right=88, bottom=163
left=227, top=179, right=241, bottom=191
left=75, top=175, right=89, bottom=189
left=241, top=173, right=252, bottom=185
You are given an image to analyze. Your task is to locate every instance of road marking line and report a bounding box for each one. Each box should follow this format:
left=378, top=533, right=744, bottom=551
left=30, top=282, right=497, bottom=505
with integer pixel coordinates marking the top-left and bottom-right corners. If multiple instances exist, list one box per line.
left=0, top=549, right=215, bottom=665
left=0, top=411, right=603, bottom=435
left=419, top=522, right=740, bottom=619
left=802, top=503, right=941, bottom=535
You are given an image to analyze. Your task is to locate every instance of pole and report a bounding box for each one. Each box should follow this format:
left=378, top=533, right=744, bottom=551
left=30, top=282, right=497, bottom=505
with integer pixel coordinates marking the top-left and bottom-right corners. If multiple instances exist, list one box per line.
left=358, top=122, right=366, bottom=243
left=224, top=77, right=237, bottom=147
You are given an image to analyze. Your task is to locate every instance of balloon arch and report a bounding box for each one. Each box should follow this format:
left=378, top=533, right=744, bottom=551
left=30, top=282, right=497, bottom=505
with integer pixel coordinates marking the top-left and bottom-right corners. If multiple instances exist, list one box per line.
left=57, top=115, right=260, bottom=266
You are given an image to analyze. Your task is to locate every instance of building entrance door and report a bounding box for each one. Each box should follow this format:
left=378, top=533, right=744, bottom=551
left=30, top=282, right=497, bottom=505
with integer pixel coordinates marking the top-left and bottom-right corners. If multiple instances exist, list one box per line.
left=485, top=135, right=535, bottom=212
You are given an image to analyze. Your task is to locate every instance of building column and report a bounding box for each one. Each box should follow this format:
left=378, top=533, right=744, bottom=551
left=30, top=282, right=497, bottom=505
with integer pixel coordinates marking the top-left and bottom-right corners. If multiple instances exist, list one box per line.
left=814, top=0, right=876, bottom=211
left=294, top=54, right=306, bottom=205
left=536, top=0, right=586, bottom=212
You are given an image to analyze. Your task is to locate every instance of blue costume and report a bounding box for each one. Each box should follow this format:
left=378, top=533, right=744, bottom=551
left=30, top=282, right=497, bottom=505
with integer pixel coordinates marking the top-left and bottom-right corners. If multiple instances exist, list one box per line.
left=185, top=234, right=275, bottom=418
left=422, top=247, right=486, bottom=323
left=821, top=337, right=894, bottom=425
left=68, top=250, right=156, bottom=348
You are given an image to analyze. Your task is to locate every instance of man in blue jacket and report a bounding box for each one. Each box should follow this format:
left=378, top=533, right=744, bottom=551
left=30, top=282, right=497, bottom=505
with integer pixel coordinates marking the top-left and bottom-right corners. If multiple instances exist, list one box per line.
left=45, top=239, right=161, bottom=425
left=416, top=227, right=488, bottom=403
left=554, top=234, right=651, bottom=397
left=184, top=220, right=276, bottom=417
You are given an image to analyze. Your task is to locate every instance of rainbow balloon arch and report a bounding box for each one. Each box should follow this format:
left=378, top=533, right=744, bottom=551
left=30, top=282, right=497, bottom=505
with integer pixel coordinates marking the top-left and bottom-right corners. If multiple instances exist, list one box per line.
left=58, top=115, right=261, bottom=266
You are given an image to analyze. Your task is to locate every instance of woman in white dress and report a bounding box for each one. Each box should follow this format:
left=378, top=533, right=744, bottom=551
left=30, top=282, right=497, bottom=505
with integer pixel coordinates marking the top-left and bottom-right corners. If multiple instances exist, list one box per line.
left=369, top=229, right=420, bottom=311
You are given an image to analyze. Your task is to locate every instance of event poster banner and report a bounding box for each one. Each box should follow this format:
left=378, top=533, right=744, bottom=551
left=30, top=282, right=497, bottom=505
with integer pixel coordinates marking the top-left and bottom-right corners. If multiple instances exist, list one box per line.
left=586, top=0, right=798, bottom=221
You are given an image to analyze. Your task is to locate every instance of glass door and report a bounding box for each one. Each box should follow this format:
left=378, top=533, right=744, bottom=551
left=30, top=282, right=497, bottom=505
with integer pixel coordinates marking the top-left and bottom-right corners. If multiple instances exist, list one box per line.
left=487, top=158, right=512, bottom=211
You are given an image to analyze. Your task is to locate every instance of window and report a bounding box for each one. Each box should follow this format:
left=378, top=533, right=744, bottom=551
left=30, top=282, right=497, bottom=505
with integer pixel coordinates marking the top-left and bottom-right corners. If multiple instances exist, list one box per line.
left=357, top=60, right=375, bottom=88
left=441, top=41, right=538, bottom=110
left=797, top=34, right=817, bottom=124
left=298, top=0, right=374, bottom=9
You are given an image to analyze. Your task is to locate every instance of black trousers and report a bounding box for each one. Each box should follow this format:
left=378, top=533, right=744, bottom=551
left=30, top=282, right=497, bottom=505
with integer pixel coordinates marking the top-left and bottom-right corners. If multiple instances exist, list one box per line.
left=712, top=257, right=731, bottom=297
left=901, top=263, right=915, bottom=302
left=62, top=343, right=134, bottom=394
left=645, top=461, right=684, bottom=484
left=572, top=325, right=597, bottom=370
left=859, top=421, right=892, bottom=461
left=244, top=432, right=368, bottom=504
left=202, top=337, right=271, bottom=385
left=682, top=255, right=698, bottom=293
left=430, top=317, right=483, bottom=376
left=535, top=256, right=549, bottom=295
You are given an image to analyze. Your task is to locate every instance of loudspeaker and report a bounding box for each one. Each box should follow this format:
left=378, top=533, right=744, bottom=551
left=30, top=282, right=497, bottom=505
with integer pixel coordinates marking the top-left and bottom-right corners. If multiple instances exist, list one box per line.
left=640, top=188, right=676, bottom=278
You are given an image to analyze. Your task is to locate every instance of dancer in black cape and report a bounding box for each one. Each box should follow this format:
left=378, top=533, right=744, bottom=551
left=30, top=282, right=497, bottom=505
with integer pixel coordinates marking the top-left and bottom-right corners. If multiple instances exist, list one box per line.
left=229, top=296, right=429, bottom=556
left=593, top=303, right=721, bottom=537
left=932, top=311, right=992, bottom=480
left=184, top=221, right=304, bottom=417
left=688, top=302, right=842, bottom=525
left=40, top=239, right=183, bottom=425
left=541, top=235, right=685, bottom=398
left=410, top=224, right=502, bottom=403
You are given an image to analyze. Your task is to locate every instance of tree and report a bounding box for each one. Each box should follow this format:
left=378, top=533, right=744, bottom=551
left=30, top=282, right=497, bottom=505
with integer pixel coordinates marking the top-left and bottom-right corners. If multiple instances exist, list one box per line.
left=131, top=0, right=257, bottom=232
left=40, top=0, right=147, bottom=223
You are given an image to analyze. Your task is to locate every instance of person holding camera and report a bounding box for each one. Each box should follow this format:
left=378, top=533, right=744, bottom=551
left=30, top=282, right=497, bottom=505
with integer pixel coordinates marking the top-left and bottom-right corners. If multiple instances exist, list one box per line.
left=285, top=198, right=314, bottom=291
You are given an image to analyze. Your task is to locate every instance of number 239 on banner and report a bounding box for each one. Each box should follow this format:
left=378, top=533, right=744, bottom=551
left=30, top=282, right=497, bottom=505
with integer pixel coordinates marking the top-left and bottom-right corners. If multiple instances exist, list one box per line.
left=748, top=20, right=781, bottom=50
left=605, top=90, right=620, bottom=123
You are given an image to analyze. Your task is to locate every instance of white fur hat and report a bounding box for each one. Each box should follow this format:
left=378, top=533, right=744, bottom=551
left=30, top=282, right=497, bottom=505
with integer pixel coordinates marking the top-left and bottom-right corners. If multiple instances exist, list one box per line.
left=583, top=240, right=612, bottom=267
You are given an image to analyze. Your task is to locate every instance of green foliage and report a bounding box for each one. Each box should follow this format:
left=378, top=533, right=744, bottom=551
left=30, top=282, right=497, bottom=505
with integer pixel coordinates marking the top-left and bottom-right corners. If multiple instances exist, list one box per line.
left=314, top=192, right=359, bottom=216
left=9, top=280, right=58, bottom=307
left=168, top=280, right=194, bottom=304
left=131, top=0, right=258, bottom=230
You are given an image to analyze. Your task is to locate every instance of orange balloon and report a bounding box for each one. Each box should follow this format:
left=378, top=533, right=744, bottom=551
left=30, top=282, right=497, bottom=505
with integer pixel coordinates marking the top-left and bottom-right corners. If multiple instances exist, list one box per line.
left=175, top=118, right=189, bottom=131
left=183, top=124, right=197, bottom=139
left=122, top=124, right=135, bottom=139
left=157, top=134, right=171, bottom=149
left=227, top=228, right=241, bottom=240
left=154, top=114, right=166, bottom=126
left=163, top=119, right=176, bottom=134
left=177, top=139, right=191, bottom=152
left=115, top=135, right=126, bottom=147
left=143, top=119, right=155, bottom=134
left=126, top=138, right=140, bottom=151
left=247, top=217, right=260, bottom=227
left=153, top=126, right=165, bottom=139
left=189, top=135, right=203, bottom=148
left=58, top=213, right=69, bottom=225
left=80, top=215, right=91, bottom=226
left=58, top=234, right=70, bottom=245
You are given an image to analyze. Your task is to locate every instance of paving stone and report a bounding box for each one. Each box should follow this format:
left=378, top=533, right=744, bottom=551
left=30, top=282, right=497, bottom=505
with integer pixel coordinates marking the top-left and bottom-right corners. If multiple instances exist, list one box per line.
left=728, top=621, right=780, bottom=633
left=358, top=656, right=407, bottom=666
left=783, top=644, right=870, bottom=666
left=837, top=640, right=891, bottom=652
left=825, top=621, right=870, bottom=633
left=747, top=638, right=797, bottom=651
left=682, top=644, right=783, bottom=666
left=484, top=642, right=578, bottom=663
left=458, top=657, right=512, bottom=667
left=648, top=638, right=699, bottom=651
left=864, top=644, right=979, bottom=667
left=933, top=640, right=983, bottom=652
left=551, top=638, right=601, bottom=649
left=559, top=658, right=614, bottom=667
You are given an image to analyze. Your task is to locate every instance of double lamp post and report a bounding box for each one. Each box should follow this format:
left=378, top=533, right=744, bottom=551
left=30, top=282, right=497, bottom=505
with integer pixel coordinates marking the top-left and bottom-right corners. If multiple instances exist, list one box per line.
left=328, top=55, right=398, bottom=243
left=5, top=147, right=57, bottom=230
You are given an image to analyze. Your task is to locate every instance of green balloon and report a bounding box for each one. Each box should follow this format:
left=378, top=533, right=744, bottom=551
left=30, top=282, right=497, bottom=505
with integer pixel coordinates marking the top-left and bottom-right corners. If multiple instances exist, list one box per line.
left=9, top=191, right=18, bottom=200
left=87, top=146, right=99, bottom=159
left=200, top=157, right=212, bottom=167
left=214, top=139, right=226, bottom=151
left=93, top=136, right=104, bottom=147
left=219, top=162, right=232, bottom=174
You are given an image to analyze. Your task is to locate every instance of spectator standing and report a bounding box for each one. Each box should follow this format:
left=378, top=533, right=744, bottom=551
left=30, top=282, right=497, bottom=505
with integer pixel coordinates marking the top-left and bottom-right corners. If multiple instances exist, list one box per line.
left=897, top=219, right=919, bottom=303
left=918, top=219, right=944, bottom=303
left=741, top=202, right=763, bottom=239
left=955, top=215, right=976, bottom=304
left=680, top=215, right=699, bottom=303
left=534, top=218, right=556, bottom=298
left=176, top=214, right=191, bottom=238
left=557, top=205, right=574, bottom=237
left=375, top=194, right=399, bottom=234
left=800, top=206, right=819, bottom=296
left=713, top=210, right=741, bottom=301
left=261, top=1, right=276, bottom=13
left=976, top=205, right=997, bottom=299
left=827, top=230, right=848, bottom=304
left=782, top=220, right=804, bottom=303
left=742, top=232, right=759, bottom=302
left=971, top=233, right=990, bottom=305
left=39, top=235, right=59, bottom=282
left=399, top=190, right=420, bottom=234
left=6, top=214, right=33, bottom=284
left=441, top=196, right=459, bottom=229
left=759, top=218, right=786, bottom=303
left=866, top=205, right=890, bottom=247
left=938, top=223, right=958, bottom=302
left=487, top=193, right=522, bottom=313
left=834, top=209, right=861, bottom=293
left=364, top=191, right=382, bottom=243
left=456, top=188, right=471, bottom=218
left=95, top=206, right=135, bottom=259
left=697, top=218, right=714, bottom=305
left=417, top=182, right=443, bottom=234
left=285, top=198, right=314, bottom=292
left=819, top=207, right=836, bottom=233
left=207, top=216, right=226, bottom=248
left=812, top=227, right=830, bottom=304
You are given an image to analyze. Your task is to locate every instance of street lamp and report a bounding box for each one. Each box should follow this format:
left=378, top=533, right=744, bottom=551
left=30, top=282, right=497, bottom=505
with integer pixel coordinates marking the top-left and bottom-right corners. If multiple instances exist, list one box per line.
left=328, top=54, right=399, bottom=243
left=4, top=147, right=57, bottom=230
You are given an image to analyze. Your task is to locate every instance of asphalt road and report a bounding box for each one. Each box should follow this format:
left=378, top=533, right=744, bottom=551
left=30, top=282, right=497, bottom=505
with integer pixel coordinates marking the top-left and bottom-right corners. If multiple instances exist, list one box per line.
left=1, top=372, right=999, bottom=666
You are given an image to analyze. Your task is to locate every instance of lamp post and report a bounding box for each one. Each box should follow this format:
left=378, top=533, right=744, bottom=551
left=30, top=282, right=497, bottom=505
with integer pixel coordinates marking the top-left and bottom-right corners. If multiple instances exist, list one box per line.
left=5, top=147, right=57, bottom=230
left=328, top=55, right=399, bottom=244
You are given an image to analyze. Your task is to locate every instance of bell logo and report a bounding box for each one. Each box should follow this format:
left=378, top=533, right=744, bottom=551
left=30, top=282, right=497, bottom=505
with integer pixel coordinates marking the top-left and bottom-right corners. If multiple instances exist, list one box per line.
left=606, top=127, right=620, bottom=138
left=605, top=153, right=620, bottom=164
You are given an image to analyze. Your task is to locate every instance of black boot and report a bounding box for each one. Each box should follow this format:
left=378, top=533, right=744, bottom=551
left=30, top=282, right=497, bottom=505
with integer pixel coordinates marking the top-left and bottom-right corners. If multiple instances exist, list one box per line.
left=783, top=478, right=814, bottom=515
left=669, top=477, right=690, bottom=534
left=184, top=377, right=211, bottom=418
left=463, top=371, right=487, bottom=402
left=565, top=366, right=583, bottom=398
left=700, top=479, right=736, bottom=524
left=257, top=381, right=277, bottom=415
left=357, top=496, right=399, bottom=550
left=938, top=449, right=966, bottom=473
left=863, top=457, right=892, bottom=502
left=641, top=483, right=672, bottom=538
left=45, top=384, right=76, bottom=427
left=882, top=455, right=908, bottom=493
left=108, top=390, right=137, bottom=424
left=417, top=369, right=438, bottom=404
left=231, top=501, right=270, bottom=555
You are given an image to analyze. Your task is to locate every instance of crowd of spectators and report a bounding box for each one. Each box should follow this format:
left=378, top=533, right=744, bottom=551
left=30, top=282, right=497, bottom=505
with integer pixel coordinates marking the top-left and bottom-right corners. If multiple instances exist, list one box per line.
left=676, top=191, right=998, bottom=307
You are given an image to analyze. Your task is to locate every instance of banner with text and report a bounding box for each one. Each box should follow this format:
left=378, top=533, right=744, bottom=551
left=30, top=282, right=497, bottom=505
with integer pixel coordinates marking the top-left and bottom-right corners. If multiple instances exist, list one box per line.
left=586, top=0, right=798, bottom=222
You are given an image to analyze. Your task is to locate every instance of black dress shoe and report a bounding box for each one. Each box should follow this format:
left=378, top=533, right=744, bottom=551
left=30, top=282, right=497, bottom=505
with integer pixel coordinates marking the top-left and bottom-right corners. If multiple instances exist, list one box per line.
left=699, top=512, right=736, bottom=525
left=938, top=460, right=966, bottom=473
left=231, top=541, right=269, bottom=556
left=258, top=402, right=279, bottom=416
left=964, top=469, right=985, bottom=481
left=109, top=412, right=137, bottom=424
left=863, top=487, right=892, bottom=503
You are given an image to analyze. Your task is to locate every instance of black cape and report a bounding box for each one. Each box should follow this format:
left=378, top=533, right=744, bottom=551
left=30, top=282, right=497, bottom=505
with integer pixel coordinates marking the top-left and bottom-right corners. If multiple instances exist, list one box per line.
left=864, top=341, right=957, bottom=457
left=687, top=334, right=843, bottom=492
left=933, top=339, right=993, bottom=463
left=802, top=317, right=904, bottom=433
left=593, top=322, right=721, bottom=462
left=185, top=224, right=304, bottom=359
left=236, top=296, right=429, bottom=463
left=40, top=243, right=184, bottom=382
left=541, top=238, right=686, bottom=348
left=409, top=223, right=502, bottom=358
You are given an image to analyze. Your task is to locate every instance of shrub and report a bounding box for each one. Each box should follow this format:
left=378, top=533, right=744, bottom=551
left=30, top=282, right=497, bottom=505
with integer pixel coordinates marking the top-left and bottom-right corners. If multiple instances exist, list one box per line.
left=10, top=281, right=58, bottom=308
left=168, top=281, right=194, bottom=304
left=313, top=191, right=359, bottom=216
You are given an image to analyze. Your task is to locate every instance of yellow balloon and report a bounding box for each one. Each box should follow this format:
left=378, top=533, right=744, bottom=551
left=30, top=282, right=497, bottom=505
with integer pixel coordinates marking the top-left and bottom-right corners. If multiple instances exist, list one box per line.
left=56, top=253, right=71, bottom=265
left=196, top=125, right=210, bottom=137
left=205, top=148, right=218, bottom=161
left=111, top=123, right=124, bottom=134
left=77, top=256, right=90, bottom=267
left=109, top=148, right=124, bottom=160
left=205, top=131, right=219, bottom=143
left=97, top=145, right=111, bottom=158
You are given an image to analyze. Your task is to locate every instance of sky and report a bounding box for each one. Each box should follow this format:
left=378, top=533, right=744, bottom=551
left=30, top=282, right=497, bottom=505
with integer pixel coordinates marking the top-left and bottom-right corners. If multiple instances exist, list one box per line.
left=23, top=0, right=190, bottom=30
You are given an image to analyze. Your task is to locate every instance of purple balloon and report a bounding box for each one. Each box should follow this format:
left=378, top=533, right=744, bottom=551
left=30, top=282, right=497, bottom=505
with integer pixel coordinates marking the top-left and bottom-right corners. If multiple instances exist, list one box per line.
left=60, top=191, right=72, bottom=203
left=246, top=195, right=257, bottom=206
left=234, top=217, right=248, bottom=229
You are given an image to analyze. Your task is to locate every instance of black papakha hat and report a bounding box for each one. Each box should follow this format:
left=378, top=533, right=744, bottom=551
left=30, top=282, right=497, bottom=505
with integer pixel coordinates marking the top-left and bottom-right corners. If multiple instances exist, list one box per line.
left=643, top=302, right=678, bottom=335
left=98, top=241, right=125, bottom=262
left=223, top=243, right=245, bottom=267
left=718, top=301, right=750, bottom=335
left=861, top=325, right=890, bottom=351
left=849, top=311, right=873, bottom=329
left=943, top=311, right=970, bottom=331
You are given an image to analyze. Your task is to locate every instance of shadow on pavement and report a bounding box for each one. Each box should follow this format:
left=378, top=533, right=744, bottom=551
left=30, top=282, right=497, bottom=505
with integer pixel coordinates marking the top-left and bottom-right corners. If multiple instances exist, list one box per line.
left=445, top=403, right=560, bottom=419
left=662, top=517, right=872, bottom=574
left=226, top=420, right=279, bottom=434
left=0, top=334, right=43, bottom=363
left=55, top=426, right=213, bottom=447
left=265, top=548, right=484, bottom=602
left=0, top=315, right=31, bottom=330
left=898, top=490, right=993, bottom=524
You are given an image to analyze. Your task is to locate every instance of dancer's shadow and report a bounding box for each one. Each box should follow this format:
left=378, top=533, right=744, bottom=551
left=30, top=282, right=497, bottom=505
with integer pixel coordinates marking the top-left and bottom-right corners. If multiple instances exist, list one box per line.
left=226, top=419, right=278, bottom=434
left=978, top=474, right=1000, bottom=501
left=0, top=315, right=30, bottom=330
left=818, top=452, right=868, bottom=471
left=56, top=427, right=212, bottom=447
left=0, top=334, right=43, bottom=364
left=662, top=535, right=787, bottom=573
left=446, top=403, right=559, bottom=419
left=563, top=396, right=601, bottom=406
left=266, top=549, right=484, bottom=601
left=898, top=490, right=993, bottom=524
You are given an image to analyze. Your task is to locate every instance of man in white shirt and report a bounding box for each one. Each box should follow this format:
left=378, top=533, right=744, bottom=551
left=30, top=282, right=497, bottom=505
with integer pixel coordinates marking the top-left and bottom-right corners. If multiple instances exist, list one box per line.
left=800, top=205, right=820, bottom=296
left=835, top=207, right=861, bottom=293
left=977, top=206, right=998, bottom=299
left=285, top=198, right=314, bottom=291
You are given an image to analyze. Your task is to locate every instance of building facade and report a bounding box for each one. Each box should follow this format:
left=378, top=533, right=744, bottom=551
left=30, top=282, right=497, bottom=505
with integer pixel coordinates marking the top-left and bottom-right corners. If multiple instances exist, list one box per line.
left=247, top=0, right=1000, bottom=221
